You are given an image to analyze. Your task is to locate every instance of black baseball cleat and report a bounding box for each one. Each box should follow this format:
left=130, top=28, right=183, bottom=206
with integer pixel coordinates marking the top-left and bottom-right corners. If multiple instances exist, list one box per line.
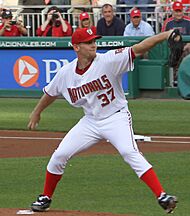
left=31, top=194, right=52, bottom=212
left=158, top=193, right=178, bottom=214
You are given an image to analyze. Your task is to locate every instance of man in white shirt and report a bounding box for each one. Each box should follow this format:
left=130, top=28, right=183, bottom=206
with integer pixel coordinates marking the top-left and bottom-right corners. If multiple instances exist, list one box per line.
left=123, top=8, right=155, bottom=36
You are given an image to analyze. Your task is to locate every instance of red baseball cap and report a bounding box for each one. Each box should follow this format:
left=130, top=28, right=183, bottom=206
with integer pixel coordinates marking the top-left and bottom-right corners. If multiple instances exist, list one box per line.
left=71, top=28, right=102, bottom=45
left=172, top=1, right=183, bottom=11
left=130, top=9, right=141, bottom=18
left=80, top=12, right=90, bottom=21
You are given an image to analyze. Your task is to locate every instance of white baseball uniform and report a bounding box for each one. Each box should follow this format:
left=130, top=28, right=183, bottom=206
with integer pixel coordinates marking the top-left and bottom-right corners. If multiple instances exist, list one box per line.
left=44, top=47, right=152, bottom=177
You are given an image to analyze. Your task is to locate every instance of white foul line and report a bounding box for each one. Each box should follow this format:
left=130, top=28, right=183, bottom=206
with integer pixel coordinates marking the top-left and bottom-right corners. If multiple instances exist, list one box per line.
left=0, top=135, right=151, bottom=142
left=151, top=136, right=190, bottom=139
left=0, top=136, right=62, bottom=140
left=150, top=140, right=190, bottom=144
left=0, top=135, right=190, bottom=144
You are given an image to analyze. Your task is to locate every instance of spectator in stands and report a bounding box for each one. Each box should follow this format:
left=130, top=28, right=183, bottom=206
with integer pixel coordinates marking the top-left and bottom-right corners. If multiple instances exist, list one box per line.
left=117, top=0, right=155, bottom=22
left=123, top=8, right=155, bottom=36
left=44, top=0, right=71, bottom=25
left=18, top=0, right=45, bottom=36
left=78, top=12, right=96, bottom=33
left=162, top=1, right=190, bottom=34
left=36, top=6, right=72, bottom=37
left=0, top=9, right=27, bottom=36
left=162, top=1, right=190, bottom=86
left=92, top=0, right=116, bottom=24
left=70, top=0, right=92, bottom=28
left=157, top=0, right=190, bottom=19
left=97, top=3, right=125, bottom=36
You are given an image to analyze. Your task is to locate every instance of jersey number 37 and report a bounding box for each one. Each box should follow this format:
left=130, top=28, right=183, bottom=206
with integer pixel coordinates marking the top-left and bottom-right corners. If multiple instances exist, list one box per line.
left=97, top=87, right=115, bottom=107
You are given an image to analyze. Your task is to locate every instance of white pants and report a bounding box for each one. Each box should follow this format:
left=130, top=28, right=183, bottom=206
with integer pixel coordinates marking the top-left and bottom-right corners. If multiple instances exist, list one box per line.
left=47, top=108, right=152, bottom=177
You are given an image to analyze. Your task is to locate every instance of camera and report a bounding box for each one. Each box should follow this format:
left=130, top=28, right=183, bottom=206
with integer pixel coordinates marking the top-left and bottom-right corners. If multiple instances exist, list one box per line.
left=10, top=20, right=17, bottom=25
left=52, top=11, right=59, bottom=20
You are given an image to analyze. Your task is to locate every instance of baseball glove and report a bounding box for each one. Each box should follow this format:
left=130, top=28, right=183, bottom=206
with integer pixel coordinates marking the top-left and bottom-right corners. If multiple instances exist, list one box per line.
left=168, top=29, right=184, bottom=67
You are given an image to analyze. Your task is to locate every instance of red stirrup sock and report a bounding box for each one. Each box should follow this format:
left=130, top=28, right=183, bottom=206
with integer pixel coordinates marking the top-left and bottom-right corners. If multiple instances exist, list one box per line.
left=43, top=170, right=62, bottom=198
left=140, top=168, right=164, bottom=198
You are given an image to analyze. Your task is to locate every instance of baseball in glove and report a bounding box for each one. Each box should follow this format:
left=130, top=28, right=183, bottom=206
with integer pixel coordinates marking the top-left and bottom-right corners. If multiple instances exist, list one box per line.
left=168, top=29, right=184, bottom=67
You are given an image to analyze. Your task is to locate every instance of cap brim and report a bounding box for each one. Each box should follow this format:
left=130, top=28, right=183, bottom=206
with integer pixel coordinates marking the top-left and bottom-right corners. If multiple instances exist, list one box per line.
left=131, top=15, right=140, bottom=18
left=80, top=35, right=102, bottom=43
left=174, top=8, right=183, bottom=11
left=81, top=17, right=90, bottom=20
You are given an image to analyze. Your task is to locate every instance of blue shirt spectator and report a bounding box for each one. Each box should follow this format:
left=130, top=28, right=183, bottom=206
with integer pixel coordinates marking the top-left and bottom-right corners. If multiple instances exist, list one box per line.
left=117, top=0, right=155, bottom=22
left=123, top=9, right=155, bottom=36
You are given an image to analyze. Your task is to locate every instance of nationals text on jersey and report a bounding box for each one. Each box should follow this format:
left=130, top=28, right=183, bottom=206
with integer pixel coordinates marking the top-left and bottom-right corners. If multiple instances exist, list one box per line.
left=68, top=74, right=113, bottom=103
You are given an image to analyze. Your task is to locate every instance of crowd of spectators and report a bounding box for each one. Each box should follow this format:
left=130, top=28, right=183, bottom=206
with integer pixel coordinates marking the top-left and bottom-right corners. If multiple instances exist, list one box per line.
left=0, top=0, right=190, bottom=37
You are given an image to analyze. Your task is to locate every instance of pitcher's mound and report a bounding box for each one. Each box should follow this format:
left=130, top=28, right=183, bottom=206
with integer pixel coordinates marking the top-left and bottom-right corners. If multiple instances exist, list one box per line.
left=0, top=209, right=137, bottom=216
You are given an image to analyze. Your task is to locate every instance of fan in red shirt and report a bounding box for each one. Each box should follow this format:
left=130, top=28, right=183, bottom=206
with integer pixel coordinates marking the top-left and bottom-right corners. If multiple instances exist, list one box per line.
left=78, top=12, right=97, bottom=34
left=36, top=6, right=72, bottom=37
left=0, top=9, right=27, bottom=36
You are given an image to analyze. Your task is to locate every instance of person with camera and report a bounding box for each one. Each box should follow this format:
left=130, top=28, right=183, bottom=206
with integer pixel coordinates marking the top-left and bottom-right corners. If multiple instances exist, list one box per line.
left=0, top=9, right=27, bottom=36
left=36, top=6, right=72, bottom=37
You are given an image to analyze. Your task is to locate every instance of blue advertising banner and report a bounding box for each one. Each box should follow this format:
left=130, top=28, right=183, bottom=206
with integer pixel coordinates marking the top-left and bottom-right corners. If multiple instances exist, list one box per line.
left=0, top=49, right=76, bottom=90
left=0, top=49, right=128, bottom=92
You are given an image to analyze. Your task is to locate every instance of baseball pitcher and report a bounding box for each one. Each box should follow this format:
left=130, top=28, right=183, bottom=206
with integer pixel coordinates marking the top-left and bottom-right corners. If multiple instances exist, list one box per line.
left=28, top=28, right=178, bottom=214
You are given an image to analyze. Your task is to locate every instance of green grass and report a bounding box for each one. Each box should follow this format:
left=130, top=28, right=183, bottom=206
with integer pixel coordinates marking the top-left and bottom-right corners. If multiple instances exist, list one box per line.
left=0, top=152, right=190, bottom=216
left=0, top=98, right=190, bottom=135
left=0, top=98, right=83, bottom=131
left=129, top=99, right=190, bottom=135
left=1, top=97, right=190, bottom=215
